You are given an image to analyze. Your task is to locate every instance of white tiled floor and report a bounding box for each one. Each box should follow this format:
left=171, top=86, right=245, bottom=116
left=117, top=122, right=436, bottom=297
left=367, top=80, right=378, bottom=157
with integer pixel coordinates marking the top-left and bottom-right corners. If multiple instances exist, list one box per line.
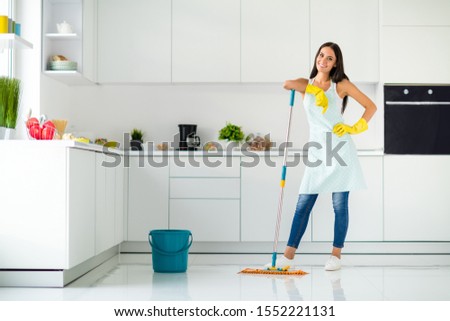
left=1, top=254, right=450, bottom=301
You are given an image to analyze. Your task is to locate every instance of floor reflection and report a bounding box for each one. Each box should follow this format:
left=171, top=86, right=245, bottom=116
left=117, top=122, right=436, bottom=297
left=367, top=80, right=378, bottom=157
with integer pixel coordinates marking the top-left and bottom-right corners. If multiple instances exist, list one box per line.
left=325, top=270, right=346, bottom=301
left=151, top=272, right=191, bottom=300
left=1, top=254, right=450, bottom=301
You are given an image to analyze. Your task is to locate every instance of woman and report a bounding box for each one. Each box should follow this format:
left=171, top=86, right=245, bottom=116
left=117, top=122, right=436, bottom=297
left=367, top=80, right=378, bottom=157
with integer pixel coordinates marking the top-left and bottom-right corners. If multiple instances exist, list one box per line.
left=267, top=42, right=377, bottom=271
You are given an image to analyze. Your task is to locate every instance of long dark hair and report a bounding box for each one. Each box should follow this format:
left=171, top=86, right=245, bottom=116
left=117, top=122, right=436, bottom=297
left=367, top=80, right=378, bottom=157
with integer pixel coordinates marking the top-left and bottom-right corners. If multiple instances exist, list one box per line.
left=310, top=42, right=349, bottom=113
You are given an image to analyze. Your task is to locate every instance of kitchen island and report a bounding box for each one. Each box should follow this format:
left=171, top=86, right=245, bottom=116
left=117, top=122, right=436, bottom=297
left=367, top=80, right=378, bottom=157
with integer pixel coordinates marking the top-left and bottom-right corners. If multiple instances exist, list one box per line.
left=0, top=141, right=125, bottom=287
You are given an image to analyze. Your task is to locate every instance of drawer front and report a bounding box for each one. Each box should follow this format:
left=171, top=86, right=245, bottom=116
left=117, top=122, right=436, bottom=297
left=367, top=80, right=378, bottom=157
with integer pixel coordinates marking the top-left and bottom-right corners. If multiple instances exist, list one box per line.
left=170, top=199, right=240, bottom=241
left=170, top=178, right=240, bottom=199
left=170, top=156, right=240, bottom=177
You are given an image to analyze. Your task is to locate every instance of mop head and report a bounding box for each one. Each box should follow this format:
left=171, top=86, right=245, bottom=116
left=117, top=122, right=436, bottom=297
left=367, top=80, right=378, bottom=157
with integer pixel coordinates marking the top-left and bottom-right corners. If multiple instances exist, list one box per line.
left=239, top=268, right=308, bottom=275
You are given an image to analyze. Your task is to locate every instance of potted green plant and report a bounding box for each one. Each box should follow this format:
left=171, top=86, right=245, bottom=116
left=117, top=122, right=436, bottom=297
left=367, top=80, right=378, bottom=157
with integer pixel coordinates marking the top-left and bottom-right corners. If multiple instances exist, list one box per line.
left=0, top=77, right=21, bottom=139
left=130, top=128, right=144, bottom=151
left=218, top=122, right=245, bottom=148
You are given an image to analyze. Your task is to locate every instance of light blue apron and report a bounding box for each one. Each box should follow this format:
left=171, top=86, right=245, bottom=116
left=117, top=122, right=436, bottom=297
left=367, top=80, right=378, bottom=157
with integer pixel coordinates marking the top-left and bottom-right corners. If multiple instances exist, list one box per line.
left=299, top=79, right=366, bottom=194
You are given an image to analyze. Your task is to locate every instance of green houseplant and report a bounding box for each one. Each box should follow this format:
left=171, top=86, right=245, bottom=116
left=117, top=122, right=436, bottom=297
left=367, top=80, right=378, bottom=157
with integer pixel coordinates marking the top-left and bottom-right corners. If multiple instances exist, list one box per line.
left=0, top=77, right=21, bottom=138
left=218, top=122, right=245, bottom=143
left=130, top=128, right=144, bottom=151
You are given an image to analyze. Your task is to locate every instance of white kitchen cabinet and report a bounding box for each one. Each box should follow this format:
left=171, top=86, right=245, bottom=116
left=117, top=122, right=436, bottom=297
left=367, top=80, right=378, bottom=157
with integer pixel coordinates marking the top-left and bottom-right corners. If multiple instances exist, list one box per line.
left=172, top=0, right=240, bottom=82
left=310, top=0, right=379, bottom=83
left=0, top=144, right=95, bottom=271
left=382, top=0, right=450, bottom=26
left=95, top=152, right=116, bottom=254
left=42, top=0, right=96, bottom=84
left=241, top=0, right=309, bottom=82
left=169, top=155, right=241, bottom=177
left=170, top=199, right=240, bottom=242
left=67, top=148, right=96, bottom=268
left=170, top=178, right=240, bottom=199
left=241, top=155, right=310, bottom=242
left=127, top=156, right=169, bottom=241
left=381, top=0, right=450, bottom=83
left=381, top=27, right=450, bottom=83
left=384, top=156, right=450, bottom=241
left=114, top=156, right=125, bottom=245
left=311, top=156, right=384, bottom=242
left=97, top=0, right=171, bottom=83
left=169, top=155, right=241, bottom=241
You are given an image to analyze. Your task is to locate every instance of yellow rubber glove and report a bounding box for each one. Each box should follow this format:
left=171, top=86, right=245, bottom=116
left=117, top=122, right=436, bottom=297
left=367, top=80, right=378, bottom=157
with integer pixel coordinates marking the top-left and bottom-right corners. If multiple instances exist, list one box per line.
left=333, top=118, right=368, bottom=137
left=305, top=84, right=328, bottom=114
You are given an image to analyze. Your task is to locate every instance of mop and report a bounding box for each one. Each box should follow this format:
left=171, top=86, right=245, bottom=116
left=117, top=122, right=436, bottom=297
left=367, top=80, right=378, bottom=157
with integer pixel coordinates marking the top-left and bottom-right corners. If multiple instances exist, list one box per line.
left=240, top=90, right=307, bottom=276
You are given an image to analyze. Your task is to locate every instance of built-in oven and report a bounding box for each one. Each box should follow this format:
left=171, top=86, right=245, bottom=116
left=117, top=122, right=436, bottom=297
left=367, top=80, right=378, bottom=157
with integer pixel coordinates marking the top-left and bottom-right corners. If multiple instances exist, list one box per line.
left=384, top=85, right=450, bottom=154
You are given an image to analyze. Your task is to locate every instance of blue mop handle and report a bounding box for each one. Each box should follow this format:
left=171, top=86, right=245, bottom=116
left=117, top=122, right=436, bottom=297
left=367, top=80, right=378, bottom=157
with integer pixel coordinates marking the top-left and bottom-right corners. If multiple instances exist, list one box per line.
left=289, top=89, right=295, bottom=107
left=280, top=90, right=295, bottom=187
left=272, top=90, right=296, bottom=268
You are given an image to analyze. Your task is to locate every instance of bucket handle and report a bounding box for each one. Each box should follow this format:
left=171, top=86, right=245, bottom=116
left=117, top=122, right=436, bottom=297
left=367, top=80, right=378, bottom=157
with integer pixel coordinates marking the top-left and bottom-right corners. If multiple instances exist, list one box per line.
left=148, top=232, right=193, bottom=256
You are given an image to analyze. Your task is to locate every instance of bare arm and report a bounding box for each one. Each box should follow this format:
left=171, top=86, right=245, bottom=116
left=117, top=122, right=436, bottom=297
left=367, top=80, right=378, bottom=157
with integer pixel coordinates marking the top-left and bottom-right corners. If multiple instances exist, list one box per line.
left=283, top=78, right=309, bottom=95
left=338, top=79, right=377, bottom=122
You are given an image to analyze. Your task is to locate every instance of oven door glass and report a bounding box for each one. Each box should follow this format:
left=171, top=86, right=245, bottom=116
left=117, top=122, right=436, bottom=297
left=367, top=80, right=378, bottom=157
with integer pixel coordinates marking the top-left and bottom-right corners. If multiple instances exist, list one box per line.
left=385, top=104, right=450, bottom=154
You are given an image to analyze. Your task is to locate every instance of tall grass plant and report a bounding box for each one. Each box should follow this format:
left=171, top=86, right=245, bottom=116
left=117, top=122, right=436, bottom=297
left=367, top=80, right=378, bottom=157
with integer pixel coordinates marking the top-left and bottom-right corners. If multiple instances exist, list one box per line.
left=0, top=77, right=21, bottom=129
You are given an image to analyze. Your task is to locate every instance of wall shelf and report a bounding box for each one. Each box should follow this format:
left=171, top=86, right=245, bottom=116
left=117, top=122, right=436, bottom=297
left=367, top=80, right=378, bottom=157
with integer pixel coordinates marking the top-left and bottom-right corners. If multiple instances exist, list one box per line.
left=0, top=34, right=33, bottom=50
left=43, top=70, right=95, bottom=85
left=45, top=33, right=79, bottom=40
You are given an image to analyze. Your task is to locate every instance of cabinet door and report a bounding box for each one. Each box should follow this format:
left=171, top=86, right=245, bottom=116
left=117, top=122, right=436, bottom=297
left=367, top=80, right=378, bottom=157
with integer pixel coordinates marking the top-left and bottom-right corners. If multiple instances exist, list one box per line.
left=310, top=0, right=379, bottom=83
left=128, top=156, right=169, bottom=241
left=95, top=153, right=116, bottom=254
left=82, top=0, right=97, bottom=81
left=241, top=155, right=310, bottom=242
left=381, top=27, right=450, bottom=83
left=170, top=199, right=240, bottom=241
left=68, top=149, right=96, bottom=268
left=382, top=0, right=450, bottom=26
left=172, top=0, right=240, bottom=82
left=311, top=156, right=383, bottom=242
left=115, top=156, right=125, bottom=245
left=97, top=0, right=171, bottom=82
left=384, top=156, right=450, bottom=241
left=241, top=0, right=309, bottom=82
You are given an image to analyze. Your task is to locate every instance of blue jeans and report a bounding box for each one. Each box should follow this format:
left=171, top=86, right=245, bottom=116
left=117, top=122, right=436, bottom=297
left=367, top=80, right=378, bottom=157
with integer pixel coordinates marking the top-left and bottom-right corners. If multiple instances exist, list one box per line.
left=287, top=192, right=350, bottom=249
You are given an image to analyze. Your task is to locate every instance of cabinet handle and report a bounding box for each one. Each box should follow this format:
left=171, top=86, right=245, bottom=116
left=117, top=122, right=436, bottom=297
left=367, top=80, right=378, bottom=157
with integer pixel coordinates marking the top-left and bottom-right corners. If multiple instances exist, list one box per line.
left=386, top=101, right=450, bottom=106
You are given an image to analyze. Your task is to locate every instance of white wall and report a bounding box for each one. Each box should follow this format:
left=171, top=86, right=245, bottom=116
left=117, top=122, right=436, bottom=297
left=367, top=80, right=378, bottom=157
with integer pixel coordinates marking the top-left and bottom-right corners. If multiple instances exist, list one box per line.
left=13, top=0, right=41, bottom=138
left=39, top=82, right=381, bottom=150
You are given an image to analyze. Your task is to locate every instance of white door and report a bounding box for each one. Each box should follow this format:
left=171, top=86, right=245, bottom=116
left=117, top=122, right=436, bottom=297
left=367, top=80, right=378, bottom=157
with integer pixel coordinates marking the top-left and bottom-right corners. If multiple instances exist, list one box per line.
left=384, top=156, right=450, bottom=241
left=127, top=156, right=169, bottom=241
left=310, top=0, right=379, bottom=83
left=68, top=149, right=96, bottom=268
left=241, top=0, right=310, bottom=82
left=172, top=0, right=241, bottom=82
left=95, top=153, right=116, bottom=254
left=97, top=0, right=171, bottom=82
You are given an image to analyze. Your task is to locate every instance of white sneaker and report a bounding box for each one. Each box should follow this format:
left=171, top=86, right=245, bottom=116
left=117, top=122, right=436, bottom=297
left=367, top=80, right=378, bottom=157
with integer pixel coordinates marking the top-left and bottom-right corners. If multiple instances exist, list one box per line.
left=324, top=256, right=341, bottom=271
left=264, top=256, right=294, bottom=270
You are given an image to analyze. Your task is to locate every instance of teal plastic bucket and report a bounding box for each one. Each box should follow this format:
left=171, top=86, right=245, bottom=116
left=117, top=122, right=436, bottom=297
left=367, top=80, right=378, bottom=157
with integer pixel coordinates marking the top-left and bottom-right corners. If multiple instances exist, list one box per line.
left=148, top=230, right=193, bottom=273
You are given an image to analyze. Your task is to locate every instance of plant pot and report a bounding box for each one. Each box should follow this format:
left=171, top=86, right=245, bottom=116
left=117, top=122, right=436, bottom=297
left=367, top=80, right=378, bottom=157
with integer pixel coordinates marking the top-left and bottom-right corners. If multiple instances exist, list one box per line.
left=130, top=140, right=143, bottom=151
left=0, top=127, right=15, bottom=140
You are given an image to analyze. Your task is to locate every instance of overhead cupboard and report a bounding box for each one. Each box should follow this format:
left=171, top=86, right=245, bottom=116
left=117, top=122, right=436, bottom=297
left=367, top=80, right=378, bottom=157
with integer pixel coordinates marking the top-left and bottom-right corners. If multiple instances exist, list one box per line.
left=381, top=0, right=450, bottom=83
left=44, top=0, right=380, bottom=84
left=41, top=0, right=96, bottom=85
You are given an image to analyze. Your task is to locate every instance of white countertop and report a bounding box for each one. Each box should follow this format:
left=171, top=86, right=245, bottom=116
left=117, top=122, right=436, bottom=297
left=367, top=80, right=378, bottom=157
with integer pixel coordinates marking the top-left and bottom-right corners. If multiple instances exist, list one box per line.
left=0, top=140, right=384, bottom=156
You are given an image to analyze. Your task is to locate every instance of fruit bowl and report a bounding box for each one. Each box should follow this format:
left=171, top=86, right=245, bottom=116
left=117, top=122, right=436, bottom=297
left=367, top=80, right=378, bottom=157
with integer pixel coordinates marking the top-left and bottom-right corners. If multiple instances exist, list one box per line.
left=26, top=117, right=56, bottom=140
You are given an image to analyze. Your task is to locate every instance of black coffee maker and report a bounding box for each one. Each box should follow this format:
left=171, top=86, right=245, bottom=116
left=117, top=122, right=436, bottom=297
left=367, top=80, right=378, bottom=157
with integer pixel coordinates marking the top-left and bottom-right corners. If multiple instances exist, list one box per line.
left=178, top=124, right=201, bottom=150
